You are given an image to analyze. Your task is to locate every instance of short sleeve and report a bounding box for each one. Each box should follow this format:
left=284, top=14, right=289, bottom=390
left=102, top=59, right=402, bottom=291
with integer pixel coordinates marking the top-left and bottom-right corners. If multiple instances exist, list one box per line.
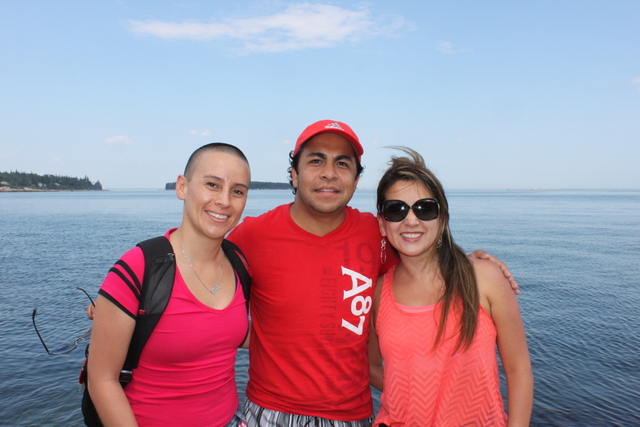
left=98, top=246, right=145, bottom=319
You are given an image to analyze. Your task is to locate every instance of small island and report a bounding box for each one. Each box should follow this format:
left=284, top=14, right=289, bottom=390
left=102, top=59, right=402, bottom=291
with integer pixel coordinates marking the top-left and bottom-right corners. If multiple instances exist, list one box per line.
left=0, top=171, right=103, bottom=192
left=165, top=181, right=290, bottom=190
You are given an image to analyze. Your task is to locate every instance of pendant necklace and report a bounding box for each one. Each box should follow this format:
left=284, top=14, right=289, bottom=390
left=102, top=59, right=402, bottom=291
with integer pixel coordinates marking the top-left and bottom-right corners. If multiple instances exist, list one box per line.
left=178, top=237, right=223, bottom=294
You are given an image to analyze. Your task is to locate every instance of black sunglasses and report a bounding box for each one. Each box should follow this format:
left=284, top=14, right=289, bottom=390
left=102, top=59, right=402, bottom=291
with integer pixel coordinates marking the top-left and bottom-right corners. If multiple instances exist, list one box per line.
left=32, top=287, right=95, bottom=355
left=381, top=198, right=440, bottom=222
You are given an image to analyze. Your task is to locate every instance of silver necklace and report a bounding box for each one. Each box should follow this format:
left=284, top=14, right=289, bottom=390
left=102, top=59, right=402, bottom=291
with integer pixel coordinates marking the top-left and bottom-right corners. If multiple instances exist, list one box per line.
left=178, top=237, right=223, bottom=294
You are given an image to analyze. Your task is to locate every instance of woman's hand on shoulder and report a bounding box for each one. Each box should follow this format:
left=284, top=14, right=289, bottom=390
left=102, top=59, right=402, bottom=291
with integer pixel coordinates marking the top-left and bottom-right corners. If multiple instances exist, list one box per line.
left=468, top=250, right=519, bottom=295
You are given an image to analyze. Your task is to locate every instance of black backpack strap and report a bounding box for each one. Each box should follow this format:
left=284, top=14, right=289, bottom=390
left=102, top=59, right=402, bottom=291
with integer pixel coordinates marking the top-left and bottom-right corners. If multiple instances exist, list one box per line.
left=122, top=236, right=176, bottom=375
left=221, top=239, right=251, bottom=310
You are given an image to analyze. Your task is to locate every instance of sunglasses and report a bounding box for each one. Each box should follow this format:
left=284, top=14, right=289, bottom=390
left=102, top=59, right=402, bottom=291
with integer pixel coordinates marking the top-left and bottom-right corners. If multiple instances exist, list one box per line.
left=381, top=198, right=440, bottom=222
left=32, top=287, right=94, bottom=355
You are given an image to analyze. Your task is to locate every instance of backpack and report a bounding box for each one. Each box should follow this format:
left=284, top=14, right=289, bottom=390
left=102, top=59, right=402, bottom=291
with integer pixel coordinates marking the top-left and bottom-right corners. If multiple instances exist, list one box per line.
left=80, top=235, right=251, bottom=427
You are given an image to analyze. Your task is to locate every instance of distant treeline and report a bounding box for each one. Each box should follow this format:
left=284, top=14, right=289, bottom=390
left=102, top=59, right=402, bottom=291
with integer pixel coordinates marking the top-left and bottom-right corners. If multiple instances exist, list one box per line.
left=0, top=171, right=102, bottom=190
left=165, top=181, right=289, bottom=190
left=250, top=181, right=290, bottom=190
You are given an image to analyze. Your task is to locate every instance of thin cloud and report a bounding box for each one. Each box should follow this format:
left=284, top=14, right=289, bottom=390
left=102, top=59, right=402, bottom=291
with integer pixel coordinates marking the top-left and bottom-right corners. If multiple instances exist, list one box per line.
left=633, top=77, right=640, bottom=93
left=127, top=3, right=411, bottom=53
left=436, top=40, right=471, bottom=54
left=0, top=149, right=20, bottom=159
left=436, top=41, right=454, bottom=54
left=105, top=135, right=134, bottom=145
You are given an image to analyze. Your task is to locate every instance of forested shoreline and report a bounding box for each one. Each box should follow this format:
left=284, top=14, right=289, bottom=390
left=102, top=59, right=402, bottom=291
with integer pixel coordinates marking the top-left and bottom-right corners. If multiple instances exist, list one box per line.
left=0, top=171, right=102, bottom=191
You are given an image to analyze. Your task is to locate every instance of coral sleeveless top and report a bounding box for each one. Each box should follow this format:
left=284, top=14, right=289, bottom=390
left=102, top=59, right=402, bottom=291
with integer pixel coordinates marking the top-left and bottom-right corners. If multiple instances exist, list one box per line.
left=374, top=266, right=507, bottom=427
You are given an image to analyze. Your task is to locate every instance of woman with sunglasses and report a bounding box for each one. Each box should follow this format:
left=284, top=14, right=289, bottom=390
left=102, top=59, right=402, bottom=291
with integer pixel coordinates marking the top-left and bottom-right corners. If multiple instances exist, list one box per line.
left=368, top=148, right=533, bottom=426
left=87, top=143, right=250, bottom=427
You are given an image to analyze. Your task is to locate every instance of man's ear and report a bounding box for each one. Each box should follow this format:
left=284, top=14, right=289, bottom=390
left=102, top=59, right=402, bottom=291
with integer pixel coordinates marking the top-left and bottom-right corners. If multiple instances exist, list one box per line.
left=291, top=167, right=299, bottom=191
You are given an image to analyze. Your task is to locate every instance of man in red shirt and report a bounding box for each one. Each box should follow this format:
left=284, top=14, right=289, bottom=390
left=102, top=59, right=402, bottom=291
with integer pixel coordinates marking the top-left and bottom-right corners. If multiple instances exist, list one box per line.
left=227, top=120, right=517, bottom=426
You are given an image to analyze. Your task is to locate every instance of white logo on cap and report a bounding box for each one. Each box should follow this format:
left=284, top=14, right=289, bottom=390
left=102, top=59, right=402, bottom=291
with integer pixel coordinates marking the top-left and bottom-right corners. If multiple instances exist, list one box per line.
left=324, top=122, right=344, bottom=130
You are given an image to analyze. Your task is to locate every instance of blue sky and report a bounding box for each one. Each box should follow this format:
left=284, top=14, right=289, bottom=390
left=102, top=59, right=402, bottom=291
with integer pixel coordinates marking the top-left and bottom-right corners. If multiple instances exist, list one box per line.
left=1, top=1, right=638, bottom=189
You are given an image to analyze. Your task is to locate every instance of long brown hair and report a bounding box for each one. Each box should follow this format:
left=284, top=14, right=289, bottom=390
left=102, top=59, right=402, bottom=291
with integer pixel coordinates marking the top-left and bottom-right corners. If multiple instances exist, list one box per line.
left=377, top=147, right=479, bottom=352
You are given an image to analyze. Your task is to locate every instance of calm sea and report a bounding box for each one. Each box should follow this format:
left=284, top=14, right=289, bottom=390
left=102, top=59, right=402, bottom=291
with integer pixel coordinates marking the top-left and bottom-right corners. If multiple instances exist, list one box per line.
left=1, top=189, right=639, bottom=426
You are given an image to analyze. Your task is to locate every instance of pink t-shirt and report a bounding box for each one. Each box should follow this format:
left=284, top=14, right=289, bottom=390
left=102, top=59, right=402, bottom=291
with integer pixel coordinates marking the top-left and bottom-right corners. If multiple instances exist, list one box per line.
left=374, top=265, right=507, bottom=427
left=99, top=229, right=248, bottom=427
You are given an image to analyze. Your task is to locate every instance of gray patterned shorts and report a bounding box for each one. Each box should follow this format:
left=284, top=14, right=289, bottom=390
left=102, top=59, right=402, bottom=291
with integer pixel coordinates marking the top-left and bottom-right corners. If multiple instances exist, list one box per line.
left=223, top=407, right=248, bottom=427
left=243, top=399, right=373, bottom=427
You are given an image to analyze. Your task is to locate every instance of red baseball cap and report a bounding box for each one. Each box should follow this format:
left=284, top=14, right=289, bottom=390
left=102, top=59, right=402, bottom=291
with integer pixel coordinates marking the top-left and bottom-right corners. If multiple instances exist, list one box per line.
left=294, top=120, right=364, bottom=162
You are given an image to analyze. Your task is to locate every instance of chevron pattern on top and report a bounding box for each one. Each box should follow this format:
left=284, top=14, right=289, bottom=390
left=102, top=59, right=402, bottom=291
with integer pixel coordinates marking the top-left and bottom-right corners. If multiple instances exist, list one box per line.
left=374, top=266, right=507, bottom=427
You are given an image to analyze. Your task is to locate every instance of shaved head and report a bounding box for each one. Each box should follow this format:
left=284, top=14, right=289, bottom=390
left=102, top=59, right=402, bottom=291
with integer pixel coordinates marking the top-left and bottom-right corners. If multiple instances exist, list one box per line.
left=184, top=143, right=249, bottom=179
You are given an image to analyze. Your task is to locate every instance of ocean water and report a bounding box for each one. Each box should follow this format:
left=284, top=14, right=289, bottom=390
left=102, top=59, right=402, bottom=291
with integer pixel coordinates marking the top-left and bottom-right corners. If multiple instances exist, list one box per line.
left=1, top=189, right=639, bottom=426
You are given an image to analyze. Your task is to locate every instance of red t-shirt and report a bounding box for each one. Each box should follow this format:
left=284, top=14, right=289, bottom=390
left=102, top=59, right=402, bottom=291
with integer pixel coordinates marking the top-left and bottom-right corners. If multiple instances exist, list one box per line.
left=99, top=229, right=248, bottom=427
left=228, top=204, right=392, bottom=420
